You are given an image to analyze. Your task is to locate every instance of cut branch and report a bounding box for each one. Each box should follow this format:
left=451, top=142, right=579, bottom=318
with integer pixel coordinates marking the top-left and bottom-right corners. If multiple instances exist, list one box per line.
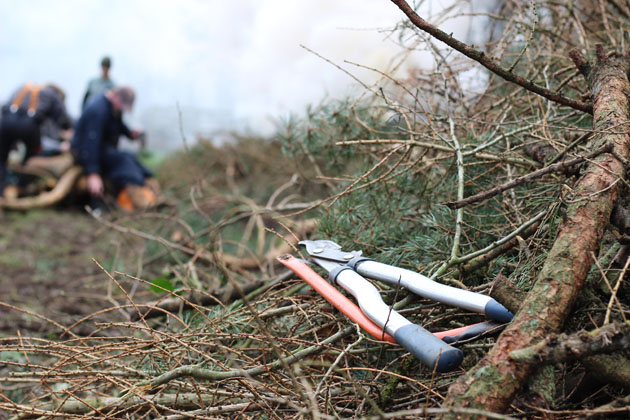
left=488, top=274, right=527, bottom=314
left=135, top=326, right=352, bottom=389
left=445, top=144, right=611, bottom=209
left=582, top=353, right=630, bottom=389
left=456, top=219, right=539, bottom=275
left=0, top=166, right=82, bottom=210
left=390, top=0, right=593, bottom=113
left=3, top=393, right=287, bottom=418
left=509, top=321, right=630, bottom=364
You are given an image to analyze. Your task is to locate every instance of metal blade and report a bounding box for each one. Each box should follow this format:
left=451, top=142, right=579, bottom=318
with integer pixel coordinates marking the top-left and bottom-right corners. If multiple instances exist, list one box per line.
left=298, top=240, right=362, bottom=265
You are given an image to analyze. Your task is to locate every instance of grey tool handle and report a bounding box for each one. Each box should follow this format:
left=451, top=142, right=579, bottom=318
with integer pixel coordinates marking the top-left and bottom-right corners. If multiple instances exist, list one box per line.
left=353, top=260, right=513, bottom=323
left=331, top=267, right=462, bottom=372
left=394, top=325, right=463, bottom=372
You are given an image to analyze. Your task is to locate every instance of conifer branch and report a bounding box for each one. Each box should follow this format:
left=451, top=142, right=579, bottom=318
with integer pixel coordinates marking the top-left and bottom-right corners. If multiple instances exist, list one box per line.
left=390, top=0, right=593, bottom=113
left=445, top=144, right=613, bottom=209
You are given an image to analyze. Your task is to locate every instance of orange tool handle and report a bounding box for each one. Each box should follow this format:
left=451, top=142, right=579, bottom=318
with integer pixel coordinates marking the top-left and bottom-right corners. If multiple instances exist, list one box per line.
left=278, top=255, right=396, bottom=343
left=435, top=324, right=479, bottom=340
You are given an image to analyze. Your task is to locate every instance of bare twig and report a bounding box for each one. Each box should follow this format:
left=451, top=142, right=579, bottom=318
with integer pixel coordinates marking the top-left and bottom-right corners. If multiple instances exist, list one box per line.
left=446, top=143, right=612, bottom=209
left=391, top=0, right=592, bottom=113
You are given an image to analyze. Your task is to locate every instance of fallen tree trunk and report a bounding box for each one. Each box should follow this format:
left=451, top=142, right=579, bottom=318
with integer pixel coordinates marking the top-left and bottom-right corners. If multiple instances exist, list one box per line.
left=0, top=166, right=82, bottom=210
left=582, top=353, right=630, bottom=390
left=491, top=273, right=630, bottom=390
left=442, top=46, right=630, bottom=418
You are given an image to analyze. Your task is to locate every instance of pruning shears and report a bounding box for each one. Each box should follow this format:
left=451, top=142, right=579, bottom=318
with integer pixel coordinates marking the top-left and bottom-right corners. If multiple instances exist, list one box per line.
left=278, top=239, right=514, bottom=373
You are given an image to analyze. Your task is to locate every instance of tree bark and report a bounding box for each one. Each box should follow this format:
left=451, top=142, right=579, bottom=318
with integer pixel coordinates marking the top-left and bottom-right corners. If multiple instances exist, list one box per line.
left=583, top=353, right=630, bottom=389
left=509, top=321, right=630, bottom=364
left=442, top=46, right=630, bottom=418
left=488, top=274, right=527, bottom=314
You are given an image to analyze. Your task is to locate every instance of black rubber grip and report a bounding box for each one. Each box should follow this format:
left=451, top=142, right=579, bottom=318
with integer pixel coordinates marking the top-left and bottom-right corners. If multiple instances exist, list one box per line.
left=484, top=299, right=514, bottom=323
left=393, top=324, right=463, bottom=372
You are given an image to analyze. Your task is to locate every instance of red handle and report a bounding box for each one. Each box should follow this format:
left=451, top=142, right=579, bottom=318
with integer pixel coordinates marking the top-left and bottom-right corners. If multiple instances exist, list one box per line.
left=277, top=255, right=396, bottom=343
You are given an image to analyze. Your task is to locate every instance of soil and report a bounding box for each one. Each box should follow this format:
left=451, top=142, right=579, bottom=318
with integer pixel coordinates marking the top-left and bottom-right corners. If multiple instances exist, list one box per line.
left=0, top=139, right=310, bottom=340
left=0, top=208, right=149, bottom=338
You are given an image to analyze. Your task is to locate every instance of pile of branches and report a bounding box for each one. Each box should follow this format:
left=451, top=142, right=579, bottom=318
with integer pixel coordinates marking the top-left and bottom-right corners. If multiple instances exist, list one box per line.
left=0, top=279, right=406, bottom=419
left=279, top=0, right=630, bottom=417
left=3, top=0, right=630, bottom=419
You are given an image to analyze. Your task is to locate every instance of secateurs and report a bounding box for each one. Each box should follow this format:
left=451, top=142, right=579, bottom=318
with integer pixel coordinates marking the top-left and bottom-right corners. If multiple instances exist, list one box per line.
left=278, top=239, right=514, bottom=373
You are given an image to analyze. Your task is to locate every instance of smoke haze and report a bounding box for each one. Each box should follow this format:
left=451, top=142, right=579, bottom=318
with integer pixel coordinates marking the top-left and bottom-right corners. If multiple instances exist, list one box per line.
left=0, top=1, right=482, bottom=151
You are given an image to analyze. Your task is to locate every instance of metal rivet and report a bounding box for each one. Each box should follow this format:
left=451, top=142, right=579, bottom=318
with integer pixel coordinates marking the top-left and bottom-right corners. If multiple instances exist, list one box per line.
left=313, top=248, right=323, bottom=254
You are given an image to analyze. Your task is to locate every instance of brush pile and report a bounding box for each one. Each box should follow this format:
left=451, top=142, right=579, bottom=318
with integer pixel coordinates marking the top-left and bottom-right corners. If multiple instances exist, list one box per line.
left=3, top=1, right=630, bottom=418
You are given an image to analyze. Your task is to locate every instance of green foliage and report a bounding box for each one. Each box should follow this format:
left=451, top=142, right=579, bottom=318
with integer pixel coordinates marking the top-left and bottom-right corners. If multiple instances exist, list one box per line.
left=279, top=98, right=399, bottom=174
left=149, top=277, right=175, bottom=294
left=276, top=89, right=572, bottom=294
left=137, top=149, right=165, bottom=172
left=304, top=127, right=555, bottom=287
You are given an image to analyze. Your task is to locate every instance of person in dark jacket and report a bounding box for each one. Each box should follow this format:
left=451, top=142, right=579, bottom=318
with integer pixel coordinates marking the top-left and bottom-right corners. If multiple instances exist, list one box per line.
left=72, top=86, right=157, bottom=212
left=0, top=83, right=72, bottom=198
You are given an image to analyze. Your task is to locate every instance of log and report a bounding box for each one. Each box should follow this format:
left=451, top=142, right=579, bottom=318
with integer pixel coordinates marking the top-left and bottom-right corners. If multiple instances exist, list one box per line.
left=492, top=273, right=630, bottom=390
left=0, top=166, right=83, bottom=210
left=582, top=354, right=630, bottom=389
left=442, top=46, right=630, bottom=418
left=488, top=274, right=526, bottom=314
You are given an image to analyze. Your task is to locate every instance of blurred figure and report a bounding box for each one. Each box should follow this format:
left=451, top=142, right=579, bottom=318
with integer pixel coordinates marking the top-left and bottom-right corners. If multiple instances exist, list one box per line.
left=39, top=118, right=73, bottom=156
left=72, top=86, right=158, bottom=213
left=82, top=56, right=115, bottom=108
left=0, top=83, right=72, bottom=199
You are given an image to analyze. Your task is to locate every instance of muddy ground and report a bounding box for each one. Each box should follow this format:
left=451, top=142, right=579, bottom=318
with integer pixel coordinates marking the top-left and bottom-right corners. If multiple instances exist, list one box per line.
left=0, top=139, right=312, bottom=340
left=0, top=208, right=150, bottom=338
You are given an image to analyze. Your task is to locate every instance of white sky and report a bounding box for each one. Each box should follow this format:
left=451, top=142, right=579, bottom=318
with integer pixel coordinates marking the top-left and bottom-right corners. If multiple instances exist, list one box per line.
left=0, top=0, right=478, bottom=151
